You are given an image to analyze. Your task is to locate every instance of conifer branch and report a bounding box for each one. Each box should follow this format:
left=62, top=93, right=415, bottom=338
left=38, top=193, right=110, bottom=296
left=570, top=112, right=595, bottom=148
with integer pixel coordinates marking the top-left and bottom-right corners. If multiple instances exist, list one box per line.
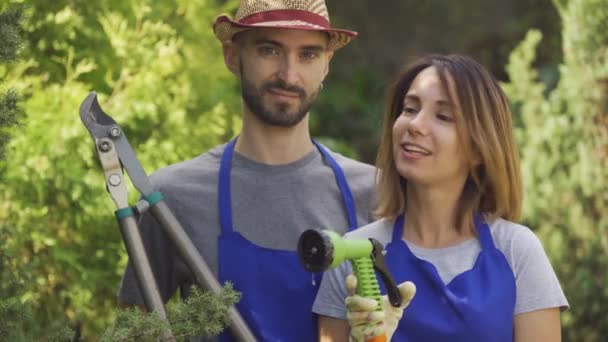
left=0, top=5, right=26, bottom=63
left=101, top=283, right=241, bottom=341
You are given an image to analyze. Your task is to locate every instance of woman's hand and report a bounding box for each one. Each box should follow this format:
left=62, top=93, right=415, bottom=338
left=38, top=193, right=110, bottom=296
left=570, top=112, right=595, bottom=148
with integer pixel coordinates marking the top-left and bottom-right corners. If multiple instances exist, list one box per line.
left=345, top=274, right=416, bottom=341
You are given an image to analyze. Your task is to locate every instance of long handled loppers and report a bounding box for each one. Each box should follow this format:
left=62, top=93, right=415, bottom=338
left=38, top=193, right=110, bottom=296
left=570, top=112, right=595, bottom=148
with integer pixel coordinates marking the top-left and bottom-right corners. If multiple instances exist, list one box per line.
left=79, top=91, right=256, bottom=342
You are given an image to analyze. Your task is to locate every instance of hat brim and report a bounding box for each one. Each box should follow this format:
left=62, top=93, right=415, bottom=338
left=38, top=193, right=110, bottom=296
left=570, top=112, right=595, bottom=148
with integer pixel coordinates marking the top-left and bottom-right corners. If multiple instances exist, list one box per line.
left=213, top=15, right=357, bottom=51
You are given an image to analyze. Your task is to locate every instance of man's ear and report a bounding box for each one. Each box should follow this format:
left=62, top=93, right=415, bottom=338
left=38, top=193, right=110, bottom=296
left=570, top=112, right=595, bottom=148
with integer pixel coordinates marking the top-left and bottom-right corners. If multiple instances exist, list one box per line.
left=223, top=40, right=240, bottom=76
left=323, top=50, right=334, bottom=78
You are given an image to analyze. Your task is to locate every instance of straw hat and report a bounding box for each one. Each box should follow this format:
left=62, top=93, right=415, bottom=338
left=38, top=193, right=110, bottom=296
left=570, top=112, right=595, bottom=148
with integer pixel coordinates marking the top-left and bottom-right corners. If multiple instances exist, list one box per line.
left=213, top=0, right=357, bottom=50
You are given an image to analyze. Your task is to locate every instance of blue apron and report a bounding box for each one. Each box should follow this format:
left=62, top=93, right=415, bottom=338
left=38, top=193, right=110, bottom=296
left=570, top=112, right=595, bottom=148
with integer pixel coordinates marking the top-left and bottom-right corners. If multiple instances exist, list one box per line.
left=218, top=139, right=358, bottom=341
left=381, top=214, right=515, bottom=341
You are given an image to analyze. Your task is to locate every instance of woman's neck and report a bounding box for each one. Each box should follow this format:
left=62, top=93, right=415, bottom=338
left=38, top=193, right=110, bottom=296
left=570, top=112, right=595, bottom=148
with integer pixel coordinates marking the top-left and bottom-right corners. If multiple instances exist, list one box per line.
left=403, top=182, right=473, bottom=248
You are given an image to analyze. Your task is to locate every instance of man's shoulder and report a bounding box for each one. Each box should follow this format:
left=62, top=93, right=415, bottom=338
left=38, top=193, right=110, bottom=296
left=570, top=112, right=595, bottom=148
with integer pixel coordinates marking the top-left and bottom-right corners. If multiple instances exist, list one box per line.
left=322, top=145, right=376, bottom=178
left=328, top=150, right=374, bottom=171
left=149, top=143, right=226, bottom=190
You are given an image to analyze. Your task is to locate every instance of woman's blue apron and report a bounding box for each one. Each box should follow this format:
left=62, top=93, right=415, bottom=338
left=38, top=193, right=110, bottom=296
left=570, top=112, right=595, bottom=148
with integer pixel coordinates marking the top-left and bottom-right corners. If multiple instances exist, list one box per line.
left=218, top=139, right=358, bottom=341
left=382, top=214, right=516, bottom=341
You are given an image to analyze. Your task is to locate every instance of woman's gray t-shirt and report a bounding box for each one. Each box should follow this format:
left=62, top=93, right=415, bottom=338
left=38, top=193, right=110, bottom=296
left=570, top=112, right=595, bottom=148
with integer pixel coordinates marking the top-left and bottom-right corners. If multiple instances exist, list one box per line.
left=313, top=218, right=569, bottom=319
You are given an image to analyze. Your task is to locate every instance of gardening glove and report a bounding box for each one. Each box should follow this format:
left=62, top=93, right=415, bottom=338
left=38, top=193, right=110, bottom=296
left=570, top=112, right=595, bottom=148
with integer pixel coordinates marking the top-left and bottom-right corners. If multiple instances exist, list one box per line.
left=345, top=274, right=416, bottom=342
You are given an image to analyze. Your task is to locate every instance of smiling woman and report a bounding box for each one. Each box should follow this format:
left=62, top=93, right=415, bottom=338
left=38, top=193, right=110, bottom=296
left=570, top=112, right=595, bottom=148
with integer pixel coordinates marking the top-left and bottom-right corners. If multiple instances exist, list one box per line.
left=313, top=54, right=569, bottom=342
left=392, top=66, right=466, bottom=192
left=377, top=55, right=523, bottom=233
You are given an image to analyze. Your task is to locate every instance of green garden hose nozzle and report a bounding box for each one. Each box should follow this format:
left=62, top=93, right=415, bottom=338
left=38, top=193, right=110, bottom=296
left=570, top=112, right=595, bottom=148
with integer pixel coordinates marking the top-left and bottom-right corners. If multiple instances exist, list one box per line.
left=297, top=229, right=402, bottom=308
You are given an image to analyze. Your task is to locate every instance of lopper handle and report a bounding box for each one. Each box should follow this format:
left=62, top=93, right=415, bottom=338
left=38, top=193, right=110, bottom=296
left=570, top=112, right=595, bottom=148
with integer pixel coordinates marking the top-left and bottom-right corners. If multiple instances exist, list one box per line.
left=115, top=209, right=167, bottom=317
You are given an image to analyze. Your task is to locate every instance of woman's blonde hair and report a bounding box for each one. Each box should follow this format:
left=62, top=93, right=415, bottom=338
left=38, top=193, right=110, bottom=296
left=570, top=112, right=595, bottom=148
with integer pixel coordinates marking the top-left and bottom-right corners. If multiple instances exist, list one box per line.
left=375, top=54, right=522, bottom=231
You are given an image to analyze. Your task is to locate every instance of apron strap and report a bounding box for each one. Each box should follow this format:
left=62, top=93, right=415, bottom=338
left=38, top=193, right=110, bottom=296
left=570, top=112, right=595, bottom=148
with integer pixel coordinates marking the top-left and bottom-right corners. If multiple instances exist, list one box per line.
left=474, top=214, right=496, bottom=250
left=218, top=138, right=237, bottom=234
left=218, top=138, right=359, bottom=234
left=392, top=213, right=495, bottom=250
left=313, top=140, right=358, bottom=231
left=392, top=214, right=405, bottom=243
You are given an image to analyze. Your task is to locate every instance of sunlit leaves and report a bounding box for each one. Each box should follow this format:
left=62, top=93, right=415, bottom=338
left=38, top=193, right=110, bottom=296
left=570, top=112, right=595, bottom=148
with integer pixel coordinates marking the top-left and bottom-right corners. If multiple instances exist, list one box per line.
left=504, top=1, right=608, bottom=340
left=0, top=0, right=240, bottom=338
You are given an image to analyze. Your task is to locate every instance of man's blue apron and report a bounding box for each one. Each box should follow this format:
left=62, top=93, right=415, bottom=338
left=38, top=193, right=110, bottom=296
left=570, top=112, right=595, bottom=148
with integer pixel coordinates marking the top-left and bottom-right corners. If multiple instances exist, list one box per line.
left=218, top=139, right=358, bottom=341
left=381, top=214, right=516, bottom=341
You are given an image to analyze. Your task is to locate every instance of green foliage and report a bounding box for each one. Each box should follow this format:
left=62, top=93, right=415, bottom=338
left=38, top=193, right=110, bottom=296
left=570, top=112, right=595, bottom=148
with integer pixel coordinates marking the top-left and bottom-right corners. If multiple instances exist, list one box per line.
left=165, top=284, right=240, bottom=339
left=313, top=68, right=386, bottom=162
left=102, top=308, right=172, bottom=342
left=102, top=284, right=240, bottom=341
left=1, top=0, right=606, bottom=339
left=0, top=298, right=75, bottom=342
left=0, top=299, right=28, bottom=341
left=0, top=0, right=240, bottom=339
left=504, top=0, right=608, bottom=340
left=0, top=89, right=22, bottom=159
left=0, top=4, right=25, bottom=159
left=0, top=4, right=25, bottom=62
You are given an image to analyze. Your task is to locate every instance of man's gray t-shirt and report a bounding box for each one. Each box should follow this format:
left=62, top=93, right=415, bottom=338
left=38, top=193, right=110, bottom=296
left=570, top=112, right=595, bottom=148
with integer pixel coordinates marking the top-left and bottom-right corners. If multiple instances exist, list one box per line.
left=313, top=218, right=569, bottom=319
left=118, top=142, right=376, bottom=305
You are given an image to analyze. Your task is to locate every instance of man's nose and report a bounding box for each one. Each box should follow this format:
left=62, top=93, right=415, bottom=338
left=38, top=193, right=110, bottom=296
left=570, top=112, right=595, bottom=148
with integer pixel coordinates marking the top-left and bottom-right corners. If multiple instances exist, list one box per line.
left=277, top=54, right=300, bottom=86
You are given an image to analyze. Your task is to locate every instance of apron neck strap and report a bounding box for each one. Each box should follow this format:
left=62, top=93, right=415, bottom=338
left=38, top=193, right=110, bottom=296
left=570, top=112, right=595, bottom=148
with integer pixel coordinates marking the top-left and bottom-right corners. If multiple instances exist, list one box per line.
left=218, top=138, right=237, bottom=234
left=391, top=214, right=405, bottom=243
left=391, top=213, right=495, bottom=250
left=312, top=140, right=358, bottom=231
left=473, top=214, right=495, bottom=250
left=218, top=138, right=359, bottom=234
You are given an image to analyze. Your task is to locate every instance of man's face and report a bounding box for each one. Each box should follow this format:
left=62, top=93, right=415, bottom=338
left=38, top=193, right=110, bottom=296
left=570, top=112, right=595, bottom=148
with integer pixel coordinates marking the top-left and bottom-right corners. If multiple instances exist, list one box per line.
left=230, top=28, right=332, bottom=127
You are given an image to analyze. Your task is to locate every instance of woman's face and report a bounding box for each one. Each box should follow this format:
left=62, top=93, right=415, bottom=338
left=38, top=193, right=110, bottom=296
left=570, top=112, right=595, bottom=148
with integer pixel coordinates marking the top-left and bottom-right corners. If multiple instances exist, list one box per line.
left=392, top=66, right=470, bottom=188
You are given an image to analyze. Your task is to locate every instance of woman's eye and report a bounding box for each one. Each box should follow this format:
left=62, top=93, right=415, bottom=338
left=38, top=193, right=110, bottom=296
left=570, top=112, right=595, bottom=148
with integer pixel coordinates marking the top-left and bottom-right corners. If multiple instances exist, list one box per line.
left=437, top=113, right=454, bottom=122
left=403, top=107, right=418, bottom=115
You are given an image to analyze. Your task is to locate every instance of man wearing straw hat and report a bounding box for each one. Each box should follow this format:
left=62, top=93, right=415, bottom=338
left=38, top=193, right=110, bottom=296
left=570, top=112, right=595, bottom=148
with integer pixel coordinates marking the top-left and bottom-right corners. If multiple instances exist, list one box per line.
left=118, top=0, right=412, bottom=341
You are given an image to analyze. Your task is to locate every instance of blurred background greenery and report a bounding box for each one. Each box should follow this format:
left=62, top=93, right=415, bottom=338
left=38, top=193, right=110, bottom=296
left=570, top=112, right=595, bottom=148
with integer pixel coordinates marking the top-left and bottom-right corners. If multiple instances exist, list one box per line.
left=0, top=0, right=606, bottom=340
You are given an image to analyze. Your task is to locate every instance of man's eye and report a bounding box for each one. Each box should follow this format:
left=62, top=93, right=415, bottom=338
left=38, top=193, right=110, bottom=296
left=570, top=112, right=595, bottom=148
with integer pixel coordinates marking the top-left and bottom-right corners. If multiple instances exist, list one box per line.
left=259, top=46, right=278, bottom=56
left=301, top=51, right=319, bottom=60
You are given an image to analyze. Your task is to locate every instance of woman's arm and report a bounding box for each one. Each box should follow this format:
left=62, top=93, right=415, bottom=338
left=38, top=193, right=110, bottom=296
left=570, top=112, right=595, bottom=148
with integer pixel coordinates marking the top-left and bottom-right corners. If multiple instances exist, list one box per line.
left=514, top=307, right=561, bottom=342
left=319, top=315, right=349, bottom=342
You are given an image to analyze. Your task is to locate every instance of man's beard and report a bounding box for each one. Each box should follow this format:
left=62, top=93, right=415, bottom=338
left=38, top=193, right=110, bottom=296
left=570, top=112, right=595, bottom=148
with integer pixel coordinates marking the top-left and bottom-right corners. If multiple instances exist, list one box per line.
left=240, top=68, right=319, bottom=127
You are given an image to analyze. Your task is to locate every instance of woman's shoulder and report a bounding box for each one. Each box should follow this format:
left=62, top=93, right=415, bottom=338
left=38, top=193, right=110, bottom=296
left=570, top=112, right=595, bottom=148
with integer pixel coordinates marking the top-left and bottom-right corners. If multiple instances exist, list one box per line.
left=488, top=218, right=543, bottom=253
left=344, top=218, right=394, bottom=246
left=487, top=217, right=554, bottom=278
left=488, top=218, right=569, bottom=314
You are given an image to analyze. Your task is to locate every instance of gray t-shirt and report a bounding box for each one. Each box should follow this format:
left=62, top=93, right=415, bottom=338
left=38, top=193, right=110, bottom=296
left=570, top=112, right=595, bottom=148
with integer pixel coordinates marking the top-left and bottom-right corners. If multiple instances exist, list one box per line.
left=118, top=142, right=376, bottom=306
left=313, top=218, right=569, bottom=319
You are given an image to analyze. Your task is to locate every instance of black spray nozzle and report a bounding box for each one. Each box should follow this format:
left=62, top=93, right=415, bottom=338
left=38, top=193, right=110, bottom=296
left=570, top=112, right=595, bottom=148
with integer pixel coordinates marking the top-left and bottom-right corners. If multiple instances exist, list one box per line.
left=297, top=229, right=402, bottom=307
left=298, top=229, right=335, bottom=273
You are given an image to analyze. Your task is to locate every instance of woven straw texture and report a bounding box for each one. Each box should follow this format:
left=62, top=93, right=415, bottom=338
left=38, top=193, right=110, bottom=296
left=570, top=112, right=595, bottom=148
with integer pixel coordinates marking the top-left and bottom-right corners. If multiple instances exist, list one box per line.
left=213, top=0, right=355, bottom=50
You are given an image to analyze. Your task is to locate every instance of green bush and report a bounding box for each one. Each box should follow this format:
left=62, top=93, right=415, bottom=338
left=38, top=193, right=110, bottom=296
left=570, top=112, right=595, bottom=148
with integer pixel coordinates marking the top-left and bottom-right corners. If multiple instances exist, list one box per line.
left=0, top=0, right=240, bottom=338
left=504, top=0, right=608, bottom=340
